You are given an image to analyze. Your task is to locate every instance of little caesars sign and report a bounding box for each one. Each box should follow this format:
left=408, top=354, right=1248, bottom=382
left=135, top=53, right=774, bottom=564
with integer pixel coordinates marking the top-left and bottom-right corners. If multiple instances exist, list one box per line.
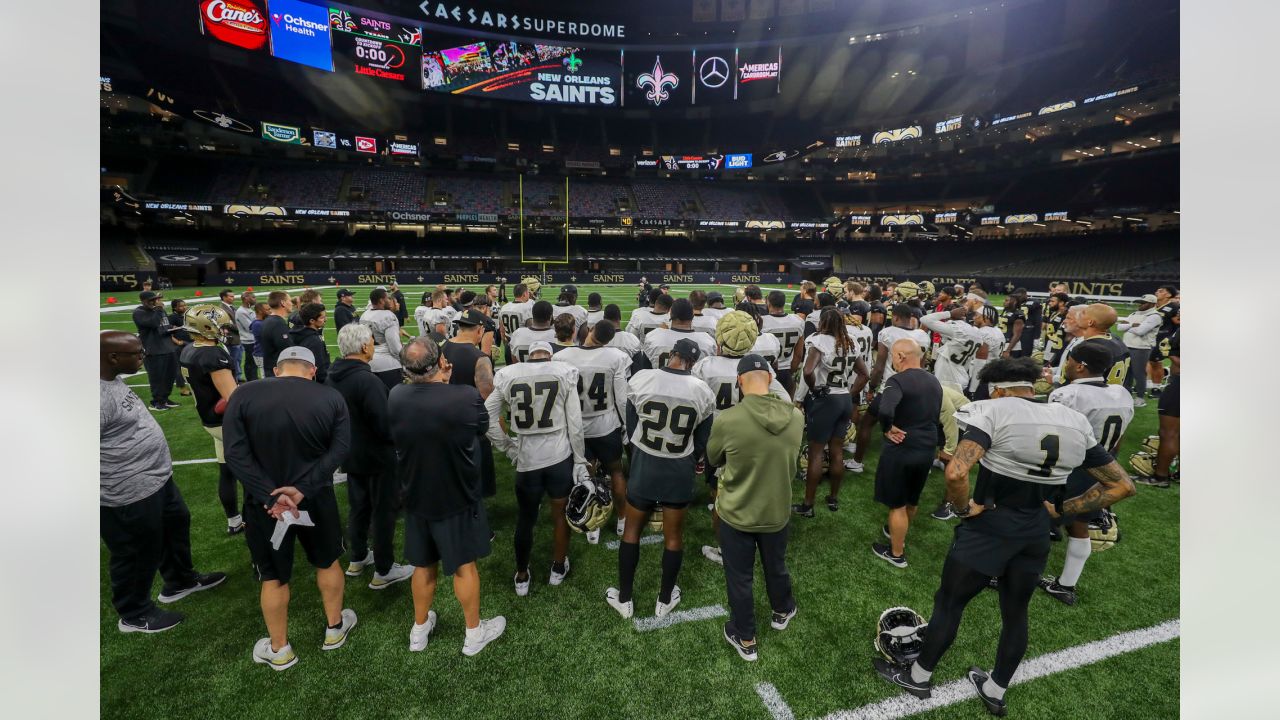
left=419, top=2, right=625, bottom=39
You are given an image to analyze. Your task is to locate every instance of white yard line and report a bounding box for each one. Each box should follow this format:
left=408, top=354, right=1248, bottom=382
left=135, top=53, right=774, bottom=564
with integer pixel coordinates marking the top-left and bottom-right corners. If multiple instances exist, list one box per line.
left=756, top=619, right=1180, bottom=720
left=172, top=458, right=219, bottom=466
left=604, top=534, right=665, bottom=550
left=633, top=604, right=729, bottom=633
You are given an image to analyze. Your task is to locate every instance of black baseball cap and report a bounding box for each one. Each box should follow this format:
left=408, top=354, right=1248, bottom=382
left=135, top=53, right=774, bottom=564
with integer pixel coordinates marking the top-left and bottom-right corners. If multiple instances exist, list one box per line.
left=671, top=338, right=703, bottom=363
left=659, top=283, right=670, bottom=289
left=560, top=284, right=578, bottom=296
left=793, top=299, right=815, bottom=314
left=736, top=354, right=770, bottom=376
left=454, top=309, right=487, bottom=327
left=336, top=289, right=353, bottom=298
left=139, top=290, right=162, bottom=301
left=707, top=291, right=725, bottom=305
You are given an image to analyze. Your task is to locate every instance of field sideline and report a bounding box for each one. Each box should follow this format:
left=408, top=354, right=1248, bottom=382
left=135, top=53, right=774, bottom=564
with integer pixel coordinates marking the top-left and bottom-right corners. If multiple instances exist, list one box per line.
left=100, top=283, right=1175, bottom=720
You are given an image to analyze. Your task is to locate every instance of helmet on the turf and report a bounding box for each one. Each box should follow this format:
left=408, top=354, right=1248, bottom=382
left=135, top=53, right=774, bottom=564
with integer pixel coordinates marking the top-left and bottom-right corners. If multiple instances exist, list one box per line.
left=824, top=276, right=844, bottom=298
left=893, top=281, right=919, bottom=303
left=647, top=507, right=664, bottom=533
left=716, top=310, right=760, bottom=357
left=874, top=607, right=928, bottom=667
left=1033, top=378, right=1054, bottom=395
left=917, top=280, right=936, bottom=300
left=184, top=304, right=234, bottom=342
left=1129, top=451, right=1155, bottom=477
left=1088, top=508, right=1121, bottom=552
left=565, top=478, right=613, bottom=533
left=1140, top=435, right=1160, bottom=454
left=521, top=276, right=542, bottom=298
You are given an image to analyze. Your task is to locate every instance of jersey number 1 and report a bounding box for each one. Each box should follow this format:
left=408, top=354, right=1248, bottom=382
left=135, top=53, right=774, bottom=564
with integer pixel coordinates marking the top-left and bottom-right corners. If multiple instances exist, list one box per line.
left=1029, top=434, right=1060, bottom=478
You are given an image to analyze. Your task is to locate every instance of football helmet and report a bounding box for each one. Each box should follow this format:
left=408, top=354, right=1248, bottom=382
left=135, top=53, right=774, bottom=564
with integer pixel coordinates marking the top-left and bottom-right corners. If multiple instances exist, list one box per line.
left=893, top=281, right=919, bottom=303
left=566, top=478, right=613, bottom=533
left=874, top=606, right=928, bottom=667
left=1129, top=451, right=1155, bottom=477
left=824, top=276, right=844, bottom=299
left=521, top=275, right=542, bottom=298
left=733, top=286, right=748, bottom=305
left=647, top=508, right=664, bottom=533
left=917, top=280, right=936, bottom=300
left=1031, top=349, right=1045, bottom=365
left=1088, top=509, right=1120, bottom=552
left=184, top=304, right=234, bottom=342
left=1140, top=435, right=1160, bottom=455
left=716, top=310, right=760, bottom=357
left=1033, top=378, right=1054, bottom=395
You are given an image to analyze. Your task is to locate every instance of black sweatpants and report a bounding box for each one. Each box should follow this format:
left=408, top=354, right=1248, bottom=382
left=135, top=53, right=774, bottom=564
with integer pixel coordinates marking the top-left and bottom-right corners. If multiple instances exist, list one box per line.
left=242, top=342, right=259, bottom=381
left=719, top=522, right=796, bottom=641
left=99, top=478, right=197, bottom=621
left=915, top=550, right=1038, bottom=687
left=143, top=353, right=177, bottom=406
left=347, top=467, right=398, bottom=575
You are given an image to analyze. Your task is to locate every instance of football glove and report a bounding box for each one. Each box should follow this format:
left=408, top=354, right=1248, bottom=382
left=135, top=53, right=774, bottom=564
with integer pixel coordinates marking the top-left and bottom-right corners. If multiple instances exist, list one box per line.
left=572, top=463, right=592, bottom=486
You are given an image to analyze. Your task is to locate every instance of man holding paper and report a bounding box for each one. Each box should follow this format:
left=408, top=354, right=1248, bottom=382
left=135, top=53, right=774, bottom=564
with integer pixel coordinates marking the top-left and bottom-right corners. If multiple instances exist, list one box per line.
left=222, top=346, right=354, bottom=672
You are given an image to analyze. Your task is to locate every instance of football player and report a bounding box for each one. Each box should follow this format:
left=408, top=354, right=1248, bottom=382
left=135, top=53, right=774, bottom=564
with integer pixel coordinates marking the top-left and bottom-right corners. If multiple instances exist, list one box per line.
left=689, top=290, right=719, bottom=336
left=602, top=305, right=643, bottom=368
left=1055, top=304, right=1131, bottom=387
left=967, top=303, right=1007, bottom=401
left=641, top=299, right=717, bottom=370
left=921, top=306, right=984, bottom=394
left=1148, top=285, right=1179, bottom=388
left=362, top=288, right=405, bottom=390
left=1014, top=289, right=1043, bottom=360
left=793, top=310, right=870, bottom=516
left=735, top=302, right=781, bottom=369
left=606, top=339, right=715, bottom=620
left=556, top=322, right=633, bottom=538
left=179, top=304, right=245, bottom=535
left=1040, top=342, right=1135, bottom=605
left=874, top=358, right=1136, bottom=716
left=1138, top=309, right=1179, bottom=488
left=585, top=292, right=605, bottom=328
left=508, top=301, right=557, bottom=363
left=998, top=295, right=1026, bottom=358
left=761, top=290, right=807, bottom=396
left=850, top=304, right=931, bottom=472
left=497, top=283, right=535, bottom=358
left=1041, top=292, right=1072, bottom=368
left=553, top=284, right=588, bottom=335
left=703, top=291, right=731, bottom=324
left=626, top=290, right=670, bottom=341
left=551, top=314, right=578, bottom=352
left=485, top=341, right=587, bottom=596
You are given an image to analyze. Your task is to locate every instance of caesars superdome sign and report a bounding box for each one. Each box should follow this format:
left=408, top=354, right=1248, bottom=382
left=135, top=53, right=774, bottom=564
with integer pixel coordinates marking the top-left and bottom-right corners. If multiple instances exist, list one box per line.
left=418, top=2, right=626, bottom=39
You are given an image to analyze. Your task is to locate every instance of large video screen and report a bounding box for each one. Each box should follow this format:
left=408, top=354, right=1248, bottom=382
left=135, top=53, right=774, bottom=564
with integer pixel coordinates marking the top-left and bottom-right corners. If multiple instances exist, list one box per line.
left=421, top=37, right=622, bottom=106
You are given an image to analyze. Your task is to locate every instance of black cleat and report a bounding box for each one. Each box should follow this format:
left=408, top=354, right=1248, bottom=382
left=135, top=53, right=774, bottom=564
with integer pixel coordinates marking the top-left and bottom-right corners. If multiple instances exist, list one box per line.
left=1048, top=525, right=1062, bottom=542
left=227, top=521, right=246, bottom=536
left=873, top=657, right=932, bottom=699
left=723, top=623, right=758, bottom=662
left=158, top=572, right=228, bottom=604
left=791, top=503, right=814, bottom=518
left=871, top=542, right=907, bottom=568
left=967, top=666, right=1008, bottom=716
left=825, top=496, right=839, bottom=512
left=1039, top=576, right=1077, bottom=606
left=930, top=503, right=956, bottom=521
left=118, top=608, right=185, bottom=634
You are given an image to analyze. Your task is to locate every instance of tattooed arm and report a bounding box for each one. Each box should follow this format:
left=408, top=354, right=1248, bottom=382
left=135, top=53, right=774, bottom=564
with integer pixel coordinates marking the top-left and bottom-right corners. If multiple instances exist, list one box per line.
left=1061, top=459, right=1137, bottom=516
left=944, top=438, right=985, bottom=510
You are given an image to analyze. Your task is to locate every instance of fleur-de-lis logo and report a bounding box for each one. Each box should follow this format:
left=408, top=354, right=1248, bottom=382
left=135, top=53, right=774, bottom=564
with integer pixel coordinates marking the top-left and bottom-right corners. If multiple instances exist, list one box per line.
left=564, top=53, right=583, bottom=73
left=637, top=56, right=678, bottom=107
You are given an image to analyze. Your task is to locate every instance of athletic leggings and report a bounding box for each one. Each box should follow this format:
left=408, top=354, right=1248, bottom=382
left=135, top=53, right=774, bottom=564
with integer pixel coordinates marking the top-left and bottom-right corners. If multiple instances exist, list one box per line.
left=513, top=487, right=541, bottom=573
left=217, top=463, right=238, bottom=519
left=916, top=553, right=1038, bottom=687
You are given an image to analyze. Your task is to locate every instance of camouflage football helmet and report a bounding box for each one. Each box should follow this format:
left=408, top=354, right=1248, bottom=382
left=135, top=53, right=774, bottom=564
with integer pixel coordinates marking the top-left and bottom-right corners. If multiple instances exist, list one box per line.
left=917, top=280, right=936, bottom=300
left=824, top=276, right=844, bottom=299
left=184, top=304, right=234, bottom=342
left=893, top=281, right=919, bottom=303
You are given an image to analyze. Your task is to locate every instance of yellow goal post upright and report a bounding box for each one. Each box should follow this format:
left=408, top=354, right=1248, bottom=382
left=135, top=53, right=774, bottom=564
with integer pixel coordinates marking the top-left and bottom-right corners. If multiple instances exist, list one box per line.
left=518, top=175, right=571, bottom=289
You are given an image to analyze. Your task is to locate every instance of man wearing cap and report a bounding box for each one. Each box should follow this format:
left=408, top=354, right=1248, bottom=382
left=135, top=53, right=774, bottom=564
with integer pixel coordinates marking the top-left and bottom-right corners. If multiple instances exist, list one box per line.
left=707, top=354, right=803, bottom=661
left=132, top=290, right=181, bottom=411
left=334, top=289, right=357, bottom=333
left=554, top=284, right=589, bottom=335
left=1115, top=294, right=1161, bottom=406
left=222, top=345, right=355, bottom=671
left=606, top=338, right=715, bottom=620
left=445, top=310, right=498, bottom=498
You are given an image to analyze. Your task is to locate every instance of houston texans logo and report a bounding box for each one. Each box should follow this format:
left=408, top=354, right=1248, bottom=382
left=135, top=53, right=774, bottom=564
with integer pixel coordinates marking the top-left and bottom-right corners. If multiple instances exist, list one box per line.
left=637, top=56, right=678, bottom=106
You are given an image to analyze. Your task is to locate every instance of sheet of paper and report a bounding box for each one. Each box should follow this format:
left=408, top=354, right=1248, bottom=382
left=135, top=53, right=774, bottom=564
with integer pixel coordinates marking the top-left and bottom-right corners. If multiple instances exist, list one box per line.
left=270, top=510, right=314, bottom=550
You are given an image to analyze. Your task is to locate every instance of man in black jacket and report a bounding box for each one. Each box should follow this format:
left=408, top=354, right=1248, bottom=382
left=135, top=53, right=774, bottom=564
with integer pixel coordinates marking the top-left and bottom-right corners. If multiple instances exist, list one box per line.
left=327, top=323, right=412, bottom=591
left=288, top=303, right=332, bottom=385
left=132, top=290, right=180, bottom=411
left=222, top=346, right=355, bottom=671
left=259, top=291, right=292, bottom=377
left=334, top=289, right=357, bottom=332
left=390, top=282, right=408, bottom=328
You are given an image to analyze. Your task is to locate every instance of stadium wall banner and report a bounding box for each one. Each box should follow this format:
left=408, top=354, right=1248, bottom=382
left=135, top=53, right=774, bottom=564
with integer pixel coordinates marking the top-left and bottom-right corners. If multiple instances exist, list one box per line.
left=268, top=0, right=335, bottom=71
left=261, top=121, right=304, bottom=143
left=423, top=43, right=622, bottom=106
left=871, top=126, right=922, bottom=144
left=200, top=0, right=270, bottom=51
left=416, top=3, right=627, bottom=40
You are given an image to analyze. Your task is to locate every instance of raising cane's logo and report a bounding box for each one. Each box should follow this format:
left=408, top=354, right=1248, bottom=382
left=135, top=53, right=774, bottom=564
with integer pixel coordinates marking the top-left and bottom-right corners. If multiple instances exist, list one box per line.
left=201, top=0, right=268, bottom=51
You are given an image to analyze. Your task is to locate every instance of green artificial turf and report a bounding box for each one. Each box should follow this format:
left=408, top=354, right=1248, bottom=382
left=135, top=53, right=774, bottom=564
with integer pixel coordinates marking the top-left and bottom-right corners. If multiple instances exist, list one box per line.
left=100, top=284, right=1174, bottom=719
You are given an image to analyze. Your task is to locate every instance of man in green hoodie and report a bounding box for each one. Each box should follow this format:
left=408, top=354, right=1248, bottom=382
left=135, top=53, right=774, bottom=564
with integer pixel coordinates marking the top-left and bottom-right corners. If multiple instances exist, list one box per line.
left=706, top=354, right=804, bottom=662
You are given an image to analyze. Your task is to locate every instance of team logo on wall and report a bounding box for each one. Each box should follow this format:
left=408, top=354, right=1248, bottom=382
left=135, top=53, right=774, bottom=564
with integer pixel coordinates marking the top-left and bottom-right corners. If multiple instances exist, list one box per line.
left=762, top=149, right=799, bottom=163
left=224, top=204, right=287, bottom=217
left=880, top=214, right=924, bottom=226
left=312, top=130, right=337, bottom=148
left=355, top=136, right=378, bottom=153
left=1037, top=100, right=1076, bottom=115
left=199, top=0, right=268, bottom=51
left=871, top=126, right=923, bottom=144
left=637, top=56, right=679, bottom=106
left=192, top=109, right=253, bottom=133
left=1004, top=214, right=1038, bottom=224
left=699, top=56, right=729, bottom=88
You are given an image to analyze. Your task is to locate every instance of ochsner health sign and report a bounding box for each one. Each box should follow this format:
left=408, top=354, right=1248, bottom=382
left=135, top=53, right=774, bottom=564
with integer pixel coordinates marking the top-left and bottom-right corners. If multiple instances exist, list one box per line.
left=418, top=2, right=625, bottom=39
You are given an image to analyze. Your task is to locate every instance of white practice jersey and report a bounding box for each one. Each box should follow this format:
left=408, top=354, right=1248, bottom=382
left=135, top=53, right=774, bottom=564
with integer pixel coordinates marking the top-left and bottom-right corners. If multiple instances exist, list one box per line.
left=969, top=326, right=1008, bottom=391
left=606, top=329, right=642, bottom=359
left=497, top=300, right=534, bottom=338
left=414, top=306, right=452, bottom=338
left=761, top=313, right=807, bottom=370
left=691, top=313, right=719, bottom=336
left=955, top=397, right=1099, bottom=485
left=692, top=355, right=789, bottom=417
left=626, top=369, right=715, bottom=460
left=876, top=325, right=931, bottom=391
left=361, top=309, right=403, bottom=372
left=626, top=308, right=670, bottom=341
left=1048, top=379, right=1135, bottom=454
left=586, top=309, right=604, bottom=327
left=555, top=345, right=631, bottom=438
left=701, top=307, right=730, bottom=324
left=846, top=323, right=875, bottom=368
left=750, top=332, right=782, bottom=367
left=921, top=312, right=984, bottom=392
left=803, top=333, right=859, bottom=395
left=642, top=328, right=718, bottom=370
left=508, top=326, right=557, bottom=363
left=552, top=303, right=589, bottom=334
left=485, top=359, right=585, bottom=472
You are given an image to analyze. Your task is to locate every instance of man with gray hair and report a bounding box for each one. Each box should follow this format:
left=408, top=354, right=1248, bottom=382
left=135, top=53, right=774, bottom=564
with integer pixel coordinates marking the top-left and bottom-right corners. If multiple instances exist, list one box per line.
left=389, top=337, right=506, bottom=656
left=327, top=323, right=413, bottom=590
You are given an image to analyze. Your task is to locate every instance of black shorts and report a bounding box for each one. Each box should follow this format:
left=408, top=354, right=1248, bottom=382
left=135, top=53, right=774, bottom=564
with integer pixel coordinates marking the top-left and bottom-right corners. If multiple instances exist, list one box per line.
left=480, top=437, right=496, bottom=498
left=515, top=455, right=573, bottom=500
left=1158, top=375, right=1179, bottom=418
left=1061, top=467, right=1103, bottom=524
left=866, top=393, right=882, bottom=417
left=806, top=393, right=854, bottom=443
left=626, top=493, right=690, bottom=512
left=585, top=429, right=624, bottom=466
left=873, top=445, right=934, bottom=509
left=244, top=485, right=345, bottom=585
left=775, top=368, right=794, bottom=395
left=404, top=504, right=492, bottom=576
left=1149, top=342, right=1167, bottom=362
left=947, top=518, right=1051, bottom=578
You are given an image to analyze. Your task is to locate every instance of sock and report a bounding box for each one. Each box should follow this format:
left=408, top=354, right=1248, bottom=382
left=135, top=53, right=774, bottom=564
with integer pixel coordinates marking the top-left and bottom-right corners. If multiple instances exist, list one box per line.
left=659, top=548, right=683, bottom=604
left=327, top=620, right=342, bottom=630
left=465, top=623, right=483, bottom=641
left=910, top=662, right=932, bottom=683
left=983, top=677, right=1007, bottom=700
left=618, top=541, right=640, bottom=603
left=227, top=514, right=242, bottom=529
left=1059, top=536, right=1091, bottom=587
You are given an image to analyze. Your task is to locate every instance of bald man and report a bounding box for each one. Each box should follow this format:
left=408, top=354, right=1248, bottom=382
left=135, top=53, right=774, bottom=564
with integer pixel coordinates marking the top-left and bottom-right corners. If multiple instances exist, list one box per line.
left=1055, top=304, right=1131, bottom=387
left=101, top=332, right=226, bottom=633
left=871, top=339, right=944, bottom=569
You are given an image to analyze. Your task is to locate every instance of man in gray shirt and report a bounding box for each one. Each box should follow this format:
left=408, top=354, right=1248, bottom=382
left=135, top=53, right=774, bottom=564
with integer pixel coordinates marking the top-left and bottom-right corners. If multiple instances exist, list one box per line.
left=235, top=291, right=258, bottom=381
left=100, top=331, right=226, bottom=634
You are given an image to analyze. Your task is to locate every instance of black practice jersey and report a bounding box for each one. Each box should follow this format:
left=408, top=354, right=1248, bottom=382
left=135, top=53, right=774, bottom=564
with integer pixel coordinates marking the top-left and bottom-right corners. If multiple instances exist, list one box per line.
left=180, top=344, right=232, bottom=427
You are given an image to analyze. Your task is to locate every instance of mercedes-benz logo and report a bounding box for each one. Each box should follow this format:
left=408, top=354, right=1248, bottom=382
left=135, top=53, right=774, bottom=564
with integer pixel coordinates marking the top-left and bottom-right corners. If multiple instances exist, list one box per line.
left=699, top=57, right=729, bottom=88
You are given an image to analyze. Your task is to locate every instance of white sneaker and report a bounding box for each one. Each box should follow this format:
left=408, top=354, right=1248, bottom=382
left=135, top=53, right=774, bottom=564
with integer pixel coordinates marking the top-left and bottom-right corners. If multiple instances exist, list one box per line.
left=252, top=638, right=298, bottom=671
left=369, top=563, right=414, bottom=590
left=586, top=528, right=600, bottom=545
left=462, top=616, right=506, bottom=657
left=655, top=585, right=682, bottom=618
left=605, top=587, right=634, bottom=619
left=843, top=458, right=864, bottom=472
left=409, top=610, right=437, bottom=652
left=514, top=572, right=530, bottom=597
left=616, top=518, right=626, bottom=536
left=701, top=545, right=723, bottom=565
left=322, top=608, right=358, bottom=650
left=549, top=558, right=571, bottom=586
left=345, top=551, right=374, bottom=577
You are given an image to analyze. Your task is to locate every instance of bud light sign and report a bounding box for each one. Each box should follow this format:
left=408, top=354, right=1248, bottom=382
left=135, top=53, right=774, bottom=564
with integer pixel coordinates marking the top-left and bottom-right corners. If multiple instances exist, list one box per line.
left=268, top=0, right=334, bottom=71
left=724, top=153, right=752, bottom=170
left=200, top=0, right=269, bottom=51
